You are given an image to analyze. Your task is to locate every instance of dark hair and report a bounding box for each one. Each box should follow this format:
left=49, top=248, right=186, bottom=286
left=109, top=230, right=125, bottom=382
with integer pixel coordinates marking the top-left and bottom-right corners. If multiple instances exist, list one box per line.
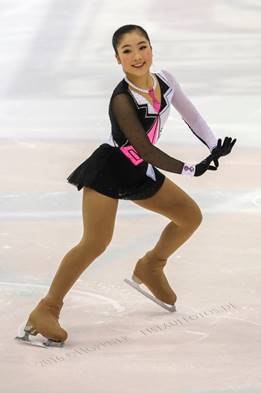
left=112, top=24, right=151, bottom=55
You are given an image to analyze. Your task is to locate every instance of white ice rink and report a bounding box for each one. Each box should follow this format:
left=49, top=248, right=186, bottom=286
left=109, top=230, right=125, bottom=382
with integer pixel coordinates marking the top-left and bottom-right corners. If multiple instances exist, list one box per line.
left=0, top=1, right=261, bottom=392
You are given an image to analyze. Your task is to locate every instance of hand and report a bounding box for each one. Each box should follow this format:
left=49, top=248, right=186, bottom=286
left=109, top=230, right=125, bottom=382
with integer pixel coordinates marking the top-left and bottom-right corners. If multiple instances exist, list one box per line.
left=212, top=155, right=219, bottom=169
left=211, top=137, right=237, bottom=160
left=194, top=153, right=218, bottom=177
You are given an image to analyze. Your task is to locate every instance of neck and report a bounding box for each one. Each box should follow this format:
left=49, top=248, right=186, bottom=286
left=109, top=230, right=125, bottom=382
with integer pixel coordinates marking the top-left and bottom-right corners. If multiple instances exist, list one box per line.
left=125, top=71, right=153, bottom=90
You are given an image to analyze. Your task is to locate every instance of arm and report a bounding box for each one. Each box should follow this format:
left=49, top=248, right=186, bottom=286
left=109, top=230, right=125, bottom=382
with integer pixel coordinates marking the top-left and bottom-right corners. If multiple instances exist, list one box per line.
left=110, top=92, right=219, bottom=177
left=162, top=70, right=218, bottom=152
left=111, top=92, right=184, bottom=174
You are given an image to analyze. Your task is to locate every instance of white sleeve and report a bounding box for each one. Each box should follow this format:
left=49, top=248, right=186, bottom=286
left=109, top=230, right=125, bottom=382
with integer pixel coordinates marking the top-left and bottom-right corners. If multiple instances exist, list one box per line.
left=162, top=69, right=218, bottom=152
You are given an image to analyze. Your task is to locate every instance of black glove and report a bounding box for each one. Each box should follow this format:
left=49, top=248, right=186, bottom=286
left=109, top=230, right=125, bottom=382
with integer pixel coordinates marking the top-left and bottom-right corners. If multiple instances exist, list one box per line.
left=183, top=136, right=237, bottom=177
left=194, top=153, right=218, bottom=177
left=194, top=136, right=237, bottom=176
left=211, top=137, right=237, bottom=162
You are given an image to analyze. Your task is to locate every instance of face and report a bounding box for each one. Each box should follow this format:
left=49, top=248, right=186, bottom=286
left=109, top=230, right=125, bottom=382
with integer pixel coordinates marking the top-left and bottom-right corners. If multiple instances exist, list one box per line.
left=115, top=30, right=153, bottom=76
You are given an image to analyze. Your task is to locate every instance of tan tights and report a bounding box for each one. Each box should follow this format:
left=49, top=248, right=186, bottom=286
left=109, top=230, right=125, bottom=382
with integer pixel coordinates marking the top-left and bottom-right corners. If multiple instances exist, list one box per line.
left=45, top=177, right=202, bottom=305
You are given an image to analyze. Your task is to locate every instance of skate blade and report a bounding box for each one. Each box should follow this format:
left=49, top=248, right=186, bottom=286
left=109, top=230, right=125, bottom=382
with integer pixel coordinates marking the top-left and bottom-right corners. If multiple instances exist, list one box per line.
left=15, top=332, right=64, bottom=348
left=124, top=278, right=176, bottom=312
left=15, top=332, right=48, bottom=349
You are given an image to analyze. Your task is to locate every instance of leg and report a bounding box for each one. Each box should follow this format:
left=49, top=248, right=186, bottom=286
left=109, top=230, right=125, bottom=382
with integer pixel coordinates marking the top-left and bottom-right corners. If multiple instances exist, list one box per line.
left=128, top=177, right=202, bottom=306
left=46, top=187, right=119, bottom=304
left=20, top=187, right=118, bottom=344
left=132, top=176, right=202, bottom=259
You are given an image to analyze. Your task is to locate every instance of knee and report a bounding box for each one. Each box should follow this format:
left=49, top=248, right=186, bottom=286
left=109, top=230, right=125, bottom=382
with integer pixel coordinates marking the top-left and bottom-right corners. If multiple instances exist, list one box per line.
left=178, top=201, right=203, bottom=230
left=79, top=237, right=111, bottom=258
left=189, top=203, right=203, bottom=230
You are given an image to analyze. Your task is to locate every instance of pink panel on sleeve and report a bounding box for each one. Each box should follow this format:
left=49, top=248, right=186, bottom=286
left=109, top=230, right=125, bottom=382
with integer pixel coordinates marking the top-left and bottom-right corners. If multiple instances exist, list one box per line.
left=120, top=117, right=159, bottom=165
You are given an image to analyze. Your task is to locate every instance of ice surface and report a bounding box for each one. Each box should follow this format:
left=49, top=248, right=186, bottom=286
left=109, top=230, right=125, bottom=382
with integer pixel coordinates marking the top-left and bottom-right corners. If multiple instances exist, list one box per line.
left=0, top=1, right=260, bottom=393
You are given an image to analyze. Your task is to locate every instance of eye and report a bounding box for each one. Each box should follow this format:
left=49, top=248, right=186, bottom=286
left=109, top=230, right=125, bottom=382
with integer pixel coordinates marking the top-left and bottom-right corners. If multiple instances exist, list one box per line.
left=122, top=45, right=147, bottom=54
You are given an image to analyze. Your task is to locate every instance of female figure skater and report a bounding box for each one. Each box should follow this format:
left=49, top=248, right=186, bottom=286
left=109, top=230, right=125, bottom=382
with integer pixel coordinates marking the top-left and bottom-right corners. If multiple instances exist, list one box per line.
left=16, top=24, right=236, bottom=347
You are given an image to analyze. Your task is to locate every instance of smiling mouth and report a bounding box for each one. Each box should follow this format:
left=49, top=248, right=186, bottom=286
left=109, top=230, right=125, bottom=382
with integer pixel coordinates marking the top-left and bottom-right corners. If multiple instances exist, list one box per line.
left=132, top=62, right=145, bottom=68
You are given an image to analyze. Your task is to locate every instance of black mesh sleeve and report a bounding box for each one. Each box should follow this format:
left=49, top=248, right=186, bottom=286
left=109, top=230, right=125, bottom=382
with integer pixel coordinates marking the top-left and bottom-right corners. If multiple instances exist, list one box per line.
left=110, top=93, right=185, bottom=174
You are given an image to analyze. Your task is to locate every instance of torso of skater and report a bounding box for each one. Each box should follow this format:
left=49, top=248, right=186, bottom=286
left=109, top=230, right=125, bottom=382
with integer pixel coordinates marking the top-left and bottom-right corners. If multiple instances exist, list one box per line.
left=108, top=25, right=237, bottom=179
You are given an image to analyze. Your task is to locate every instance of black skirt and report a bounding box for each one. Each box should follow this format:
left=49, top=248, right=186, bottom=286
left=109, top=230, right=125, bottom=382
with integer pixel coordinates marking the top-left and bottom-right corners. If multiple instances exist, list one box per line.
left=66, top=143, right=165, bottom=200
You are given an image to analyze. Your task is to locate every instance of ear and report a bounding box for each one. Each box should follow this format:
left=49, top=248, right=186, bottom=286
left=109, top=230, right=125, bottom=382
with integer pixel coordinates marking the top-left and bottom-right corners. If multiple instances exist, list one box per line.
left=115, top=54, right=121, bottom=64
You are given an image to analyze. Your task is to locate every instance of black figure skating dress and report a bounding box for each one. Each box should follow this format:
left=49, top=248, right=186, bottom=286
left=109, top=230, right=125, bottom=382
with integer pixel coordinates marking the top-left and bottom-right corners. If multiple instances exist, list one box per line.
left=66, top=69, right=218, bottom=200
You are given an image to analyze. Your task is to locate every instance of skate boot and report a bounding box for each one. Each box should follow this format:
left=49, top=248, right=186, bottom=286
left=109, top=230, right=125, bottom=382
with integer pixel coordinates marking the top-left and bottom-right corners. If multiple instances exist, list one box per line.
left=124, top=250, right=177, bottom=312
left=15, top=297, right=68, bottom=348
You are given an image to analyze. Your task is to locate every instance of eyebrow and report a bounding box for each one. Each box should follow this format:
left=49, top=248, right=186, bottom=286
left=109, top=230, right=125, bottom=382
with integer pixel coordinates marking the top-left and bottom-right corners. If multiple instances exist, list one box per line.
left=121, top=41, right=147, bottom=49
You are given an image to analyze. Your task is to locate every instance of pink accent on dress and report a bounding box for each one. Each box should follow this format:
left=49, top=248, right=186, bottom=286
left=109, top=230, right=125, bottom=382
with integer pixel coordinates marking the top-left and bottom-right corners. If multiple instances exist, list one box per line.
left=120, top=89, right=160, bottom=166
